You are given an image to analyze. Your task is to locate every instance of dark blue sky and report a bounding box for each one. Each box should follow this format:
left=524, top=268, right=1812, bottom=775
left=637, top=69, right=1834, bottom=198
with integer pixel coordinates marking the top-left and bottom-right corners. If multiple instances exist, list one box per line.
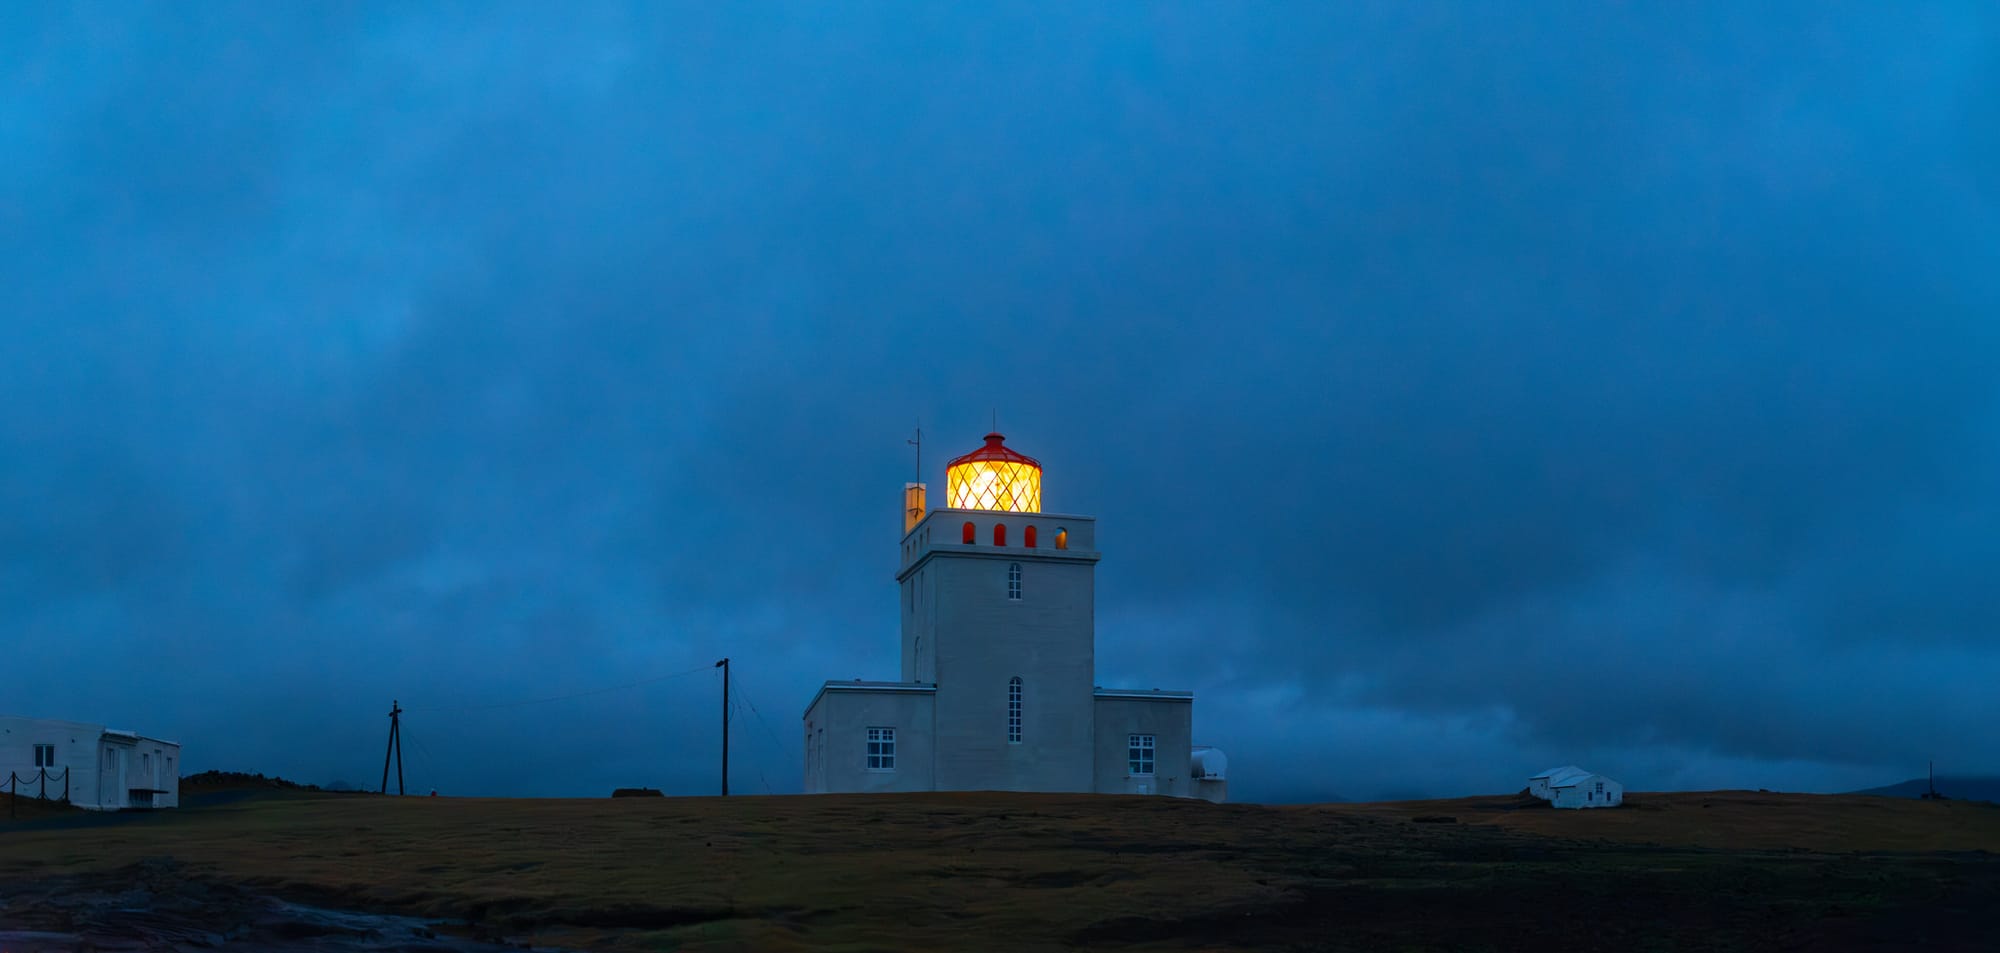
left=3, top=3, right=1996, bottom=802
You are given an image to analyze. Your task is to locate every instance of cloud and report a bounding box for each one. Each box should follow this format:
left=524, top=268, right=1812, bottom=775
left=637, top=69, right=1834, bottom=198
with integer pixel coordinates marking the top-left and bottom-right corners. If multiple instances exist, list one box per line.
left=1, top=2, right=1996, bottom=802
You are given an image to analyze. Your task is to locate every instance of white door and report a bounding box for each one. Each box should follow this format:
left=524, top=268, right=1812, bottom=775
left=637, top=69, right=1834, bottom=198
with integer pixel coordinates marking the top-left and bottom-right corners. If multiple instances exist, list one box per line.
left=100, top=748, right=117, bottom=807
left=100, top=748, right=127, bottom=808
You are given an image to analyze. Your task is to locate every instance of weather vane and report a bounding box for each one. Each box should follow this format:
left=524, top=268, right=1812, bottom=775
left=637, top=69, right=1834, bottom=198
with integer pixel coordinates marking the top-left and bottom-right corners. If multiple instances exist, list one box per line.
left=907, top=426, right=922, bottom=482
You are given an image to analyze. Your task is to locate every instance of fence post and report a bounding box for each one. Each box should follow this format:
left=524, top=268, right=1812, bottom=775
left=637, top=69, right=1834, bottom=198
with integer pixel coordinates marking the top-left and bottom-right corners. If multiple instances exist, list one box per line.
left=6, top=772, right=14, bottom=819
left=39, top=768, right=48, bottom=800
left=62, top=769, right=70, bottom=804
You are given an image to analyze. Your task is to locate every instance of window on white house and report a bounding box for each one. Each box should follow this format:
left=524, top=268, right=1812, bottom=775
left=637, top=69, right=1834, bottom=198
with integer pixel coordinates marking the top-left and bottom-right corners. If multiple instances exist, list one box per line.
left=1008, top=676, right=1022, bottom=743
left=1128, top=734, right=1155, bottom=776
left=866, top=727, right=896, bottom=771
left=33, top=744, right=55, bottom=768
left=1007, top=562, right=1021, bottom=600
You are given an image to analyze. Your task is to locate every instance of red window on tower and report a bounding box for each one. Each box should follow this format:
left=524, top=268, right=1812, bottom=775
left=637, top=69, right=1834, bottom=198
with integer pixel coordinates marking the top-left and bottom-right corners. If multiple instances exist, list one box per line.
left=1024, top=525, right=1037, bottom=548
left=993, top=523, right=1007, bottom=546
left=961, top=521, right=976, bottom=544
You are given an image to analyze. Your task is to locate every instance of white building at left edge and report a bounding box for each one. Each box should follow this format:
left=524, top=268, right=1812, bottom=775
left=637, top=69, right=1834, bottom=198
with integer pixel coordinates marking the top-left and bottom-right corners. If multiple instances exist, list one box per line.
left=0, top=715, right=181, bottom=810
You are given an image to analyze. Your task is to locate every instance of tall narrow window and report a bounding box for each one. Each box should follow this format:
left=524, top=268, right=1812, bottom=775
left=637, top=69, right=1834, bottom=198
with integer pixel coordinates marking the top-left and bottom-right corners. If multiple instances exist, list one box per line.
left=33, top=744, right=54, bottom=768
left=1008, top=676, right=1023, bottom=743
left=866, top=727, right=896, bottom=771
left=1008, top=562, right=1022, bottom=600
left=1055, top=527, right=1068, bottom=550
left=962, top=521, right=976, bottom=544
left=1024, top=525, right=1037, bottom=548
left=1128, top=734, right=1155, bottom=776
left=993, top=523, right=1007, bottom=546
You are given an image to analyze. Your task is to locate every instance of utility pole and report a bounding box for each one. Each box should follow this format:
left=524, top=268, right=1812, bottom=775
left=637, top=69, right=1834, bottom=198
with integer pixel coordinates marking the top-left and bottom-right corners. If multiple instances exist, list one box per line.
left=380, top=700, right=405, bottom=796
left=715, top=658, right=730, bottom=796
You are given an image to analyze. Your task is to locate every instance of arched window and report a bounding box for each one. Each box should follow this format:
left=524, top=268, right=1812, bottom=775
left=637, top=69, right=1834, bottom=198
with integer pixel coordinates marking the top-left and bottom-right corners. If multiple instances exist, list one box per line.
left=962, top=521, right=976, bottom=544
left=1008, top=676, right=1022, bottom=743
left=1055, top=527, right=1068, bottom=550
left=1008, top=562, right=1021, bottom=601
left=993, top=523, right=1007, bottom=546
left=1024, top=525, right=1037, bottom=548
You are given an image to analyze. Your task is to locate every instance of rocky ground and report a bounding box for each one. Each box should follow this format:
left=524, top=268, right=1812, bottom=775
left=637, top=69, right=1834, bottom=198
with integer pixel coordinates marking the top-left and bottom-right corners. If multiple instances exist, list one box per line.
left=0, top=860, right=565, bottom=953
left=3, top=788, right=1998, bottom=950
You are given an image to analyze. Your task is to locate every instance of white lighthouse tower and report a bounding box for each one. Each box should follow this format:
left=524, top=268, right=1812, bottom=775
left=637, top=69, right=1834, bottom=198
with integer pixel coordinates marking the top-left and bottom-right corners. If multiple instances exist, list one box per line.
left=801, top=432, right=1225, bottom=800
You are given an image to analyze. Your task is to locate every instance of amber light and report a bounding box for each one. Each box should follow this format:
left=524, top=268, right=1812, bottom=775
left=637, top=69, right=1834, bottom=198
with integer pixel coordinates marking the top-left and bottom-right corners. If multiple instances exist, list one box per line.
left=944, top=433, right=1042, bottom=513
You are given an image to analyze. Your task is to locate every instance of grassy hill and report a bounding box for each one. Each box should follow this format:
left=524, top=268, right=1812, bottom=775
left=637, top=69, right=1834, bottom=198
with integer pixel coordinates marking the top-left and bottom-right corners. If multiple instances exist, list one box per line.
left=1852, top=775, right=2000, bottom=804
left=2, top=790, right=1997, bottom=951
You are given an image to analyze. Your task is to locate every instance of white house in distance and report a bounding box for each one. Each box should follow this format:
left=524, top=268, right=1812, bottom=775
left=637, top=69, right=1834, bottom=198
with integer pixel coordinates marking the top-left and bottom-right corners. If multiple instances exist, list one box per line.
left=0, top=715, right=181, bottom=810
left=802, top=432, right=1228, bottom=802
left=1529, top=765, right=1623, bottom=809
left=1529, top=765, right=1590, bottom=799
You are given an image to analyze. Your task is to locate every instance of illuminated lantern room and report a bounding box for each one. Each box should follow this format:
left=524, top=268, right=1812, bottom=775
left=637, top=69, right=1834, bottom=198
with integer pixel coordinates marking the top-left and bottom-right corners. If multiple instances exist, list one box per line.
left=945, top=433, right=1042, bottom=513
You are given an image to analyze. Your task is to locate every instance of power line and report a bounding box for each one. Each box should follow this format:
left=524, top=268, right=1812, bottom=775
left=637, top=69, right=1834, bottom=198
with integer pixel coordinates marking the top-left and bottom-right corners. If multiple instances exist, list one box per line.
left=730, top=675, right=794, bottom=760
left=406, top=663, right=717, bottom=714
left=401, top=718, right=438, bottom=791
left=729, top=697, right=777, bottom=795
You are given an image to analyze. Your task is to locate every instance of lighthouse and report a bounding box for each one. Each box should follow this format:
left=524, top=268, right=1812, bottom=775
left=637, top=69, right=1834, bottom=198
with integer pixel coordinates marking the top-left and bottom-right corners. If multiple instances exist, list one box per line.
left=801, top=432, right=1227, bottom=801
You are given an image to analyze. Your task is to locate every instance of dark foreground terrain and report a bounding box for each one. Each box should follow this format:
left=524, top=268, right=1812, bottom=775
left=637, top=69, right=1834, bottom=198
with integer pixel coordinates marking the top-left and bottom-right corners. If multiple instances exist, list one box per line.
left=2, top=788, right=1997, bottom=951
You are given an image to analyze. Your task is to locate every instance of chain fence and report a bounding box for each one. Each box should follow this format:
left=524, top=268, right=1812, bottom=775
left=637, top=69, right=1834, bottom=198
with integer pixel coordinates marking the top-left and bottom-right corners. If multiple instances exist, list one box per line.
left=3, top=767, right=71, bottom=818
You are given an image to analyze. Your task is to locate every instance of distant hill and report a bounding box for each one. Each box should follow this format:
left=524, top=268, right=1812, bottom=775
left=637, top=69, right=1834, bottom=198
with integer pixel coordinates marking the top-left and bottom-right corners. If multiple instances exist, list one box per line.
left=1850, top=776, right=2000, bottom=804
left=181, top=770, right=324, bottom=793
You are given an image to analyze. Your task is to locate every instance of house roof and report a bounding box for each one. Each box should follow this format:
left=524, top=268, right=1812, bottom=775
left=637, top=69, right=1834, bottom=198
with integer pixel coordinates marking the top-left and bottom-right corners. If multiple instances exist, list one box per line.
left=1552, top=773, right=1615, bottom=788
left=1093, top=687, right=1193, bottom=700
left=1531, top=765, right=1587, bottom=781
left=103, top=729, right=181, bottom=747
left=803, top=680, right=936, bottom=717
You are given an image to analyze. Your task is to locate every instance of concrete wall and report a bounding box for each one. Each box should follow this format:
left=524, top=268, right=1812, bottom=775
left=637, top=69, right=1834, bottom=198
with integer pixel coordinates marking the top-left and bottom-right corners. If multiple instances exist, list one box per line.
left=0, top=716, right=100, bottom=806
left=899, top=508, right=1100, bottom=690
left=1551, top=775, right=1623, bottom=809
left=916, top=530, right=1100, bottom=793
left=1092, top=696, right=1192, bottom=796
left=805, top=688, right=936, bottom=794
left=899, top=508, right=1099, bottom=568
left=114, top=736, right=181, bottom=809
left=803, top=501, right=1221, bottom=800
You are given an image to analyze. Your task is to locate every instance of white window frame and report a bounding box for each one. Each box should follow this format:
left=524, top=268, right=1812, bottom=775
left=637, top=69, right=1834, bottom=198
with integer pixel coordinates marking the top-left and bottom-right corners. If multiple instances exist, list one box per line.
left=33, top=744, right=55, bottom=768
left=1007, top=562, right=1021, bottom=601
left=1008, top=677, right=1022, bottom=744
left=1128, top=734, right=1155, bottom=776
left=866, top=727, right=896, bottom=772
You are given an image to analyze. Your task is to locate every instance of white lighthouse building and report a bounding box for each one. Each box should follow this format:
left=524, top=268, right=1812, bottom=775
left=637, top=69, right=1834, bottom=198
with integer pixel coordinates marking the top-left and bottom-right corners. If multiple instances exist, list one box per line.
left=802, top=432, right=1227, bottom=802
